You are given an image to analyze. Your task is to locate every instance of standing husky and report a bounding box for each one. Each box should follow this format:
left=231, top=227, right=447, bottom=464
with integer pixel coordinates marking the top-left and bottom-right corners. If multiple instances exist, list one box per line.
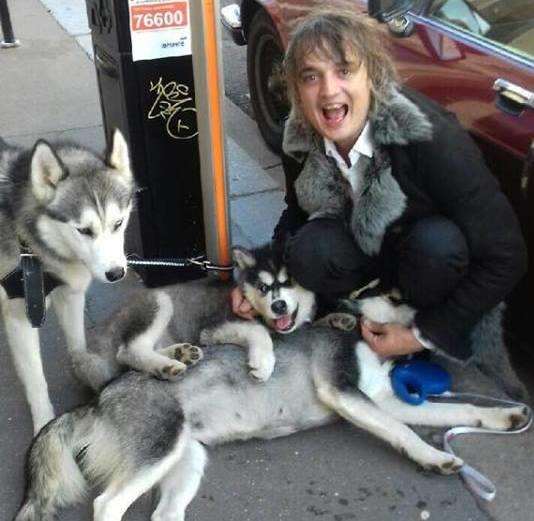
left=14, top=324, right=529, bottom=521
left=0, top=130, right=134, bottom=433
left=73, top=243, right=317, bottom=390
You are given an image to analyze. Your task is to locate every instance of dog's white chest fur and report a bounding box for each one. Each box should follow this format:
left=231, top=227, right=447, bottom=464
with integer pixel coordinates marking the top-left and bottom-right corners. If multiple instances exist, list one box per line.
left=355, top=341, right=394, bottom=401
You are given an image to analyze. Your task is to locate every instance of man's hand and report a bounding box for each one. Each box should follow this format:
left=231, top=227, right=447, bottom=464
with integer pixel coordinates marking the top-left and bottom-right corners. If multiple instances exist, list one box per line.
left=230, top=286, right=257, bottom=320
left=361, top=320, right=424, bottom=358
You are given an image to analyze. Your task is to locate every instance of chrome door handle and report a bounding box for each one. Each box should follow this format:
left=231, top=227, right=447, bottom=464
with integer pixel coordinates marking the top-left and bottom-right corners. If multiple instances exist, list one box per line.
left=493, top=79, right=534, bottom=110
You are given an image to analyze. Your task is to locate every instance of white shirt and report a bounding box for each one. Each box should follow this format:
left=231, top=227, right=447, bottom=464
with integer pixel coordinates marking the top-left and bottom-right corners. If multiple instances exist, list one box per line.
left=325, top=123, right=434, bottom=351
left=323, top=121, right=374, bottom=194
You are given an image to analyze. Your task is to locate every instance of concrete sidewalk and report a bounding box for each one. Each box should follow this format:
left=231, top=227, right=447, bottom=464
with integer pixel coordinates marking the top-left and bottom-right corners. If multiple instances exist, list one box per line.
left=0, top=1, right=532, bottom=521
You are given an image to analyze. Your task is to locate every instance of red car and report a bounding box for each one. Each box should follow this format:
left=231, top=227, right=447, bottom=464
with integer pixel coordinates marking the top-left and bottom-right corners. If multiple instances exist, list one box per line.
left=222, top=0, right=534, bottom=345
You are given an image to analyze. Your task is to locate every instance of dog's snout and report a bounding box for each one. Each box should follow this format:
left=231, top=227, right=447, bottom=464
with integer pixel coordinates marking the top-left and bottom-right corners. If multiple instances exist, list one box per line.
left=271, top=300, right=287, bottom=316
left=105, top=267, right=125, bottom=282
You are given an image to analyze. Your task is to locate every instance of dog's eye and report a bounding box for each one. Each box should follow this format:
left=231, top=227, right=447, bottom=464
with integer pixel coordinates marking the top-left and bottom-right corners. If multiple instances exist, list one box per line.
left=76, top=227, right=94, bottom=238
left=113, top=219, right=123, bottom=231
left=259, top=284, right=269, bottom=295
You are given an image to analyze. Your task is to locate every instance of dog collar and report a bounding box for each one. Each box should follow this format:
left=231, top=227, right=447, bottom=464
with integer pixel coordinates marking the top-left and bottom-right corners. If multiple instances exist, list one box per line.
left=0, top=242, right=63, bottom=327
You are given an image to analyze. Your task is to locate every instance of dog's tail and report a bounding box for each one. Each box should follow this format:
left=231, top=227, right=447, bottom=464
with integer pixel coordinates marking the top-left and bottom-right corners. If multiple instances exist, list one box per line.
left=15, top=373, right=186, bottom=521
left=13, top=403, right=128, bottom=521
left=14, top=407, right=93, bottom=521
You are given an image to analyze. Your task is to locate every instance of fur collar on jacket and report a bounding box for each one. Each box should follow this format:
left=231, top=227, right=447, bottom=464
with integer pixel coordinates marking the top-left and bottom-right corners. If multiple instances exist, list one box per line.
left=283, top=87, right=433, bottom=255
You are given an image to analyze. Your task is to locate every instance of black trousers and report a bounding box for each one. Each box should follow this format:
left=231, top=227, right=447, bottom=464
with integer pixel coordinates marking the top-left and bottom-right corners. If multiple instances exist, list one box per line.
left=285, top=216, right=469, bottom=310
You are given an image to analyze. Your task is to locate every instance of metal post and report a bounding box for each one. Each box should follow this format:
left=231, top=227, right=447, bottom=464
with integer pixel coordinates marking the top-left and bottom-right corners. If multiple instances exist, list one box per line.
left=0, top=0, right=20, bottom=48
left=189, top=0, right=232, bottom=275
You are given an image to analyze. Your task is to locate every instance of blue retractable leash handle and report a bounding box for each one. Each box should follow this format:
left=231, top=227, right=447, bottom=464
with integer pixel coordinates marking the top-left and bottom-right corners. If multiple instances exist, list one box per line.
left=391, top=359, right=452, bottom=405
left=390, top=359, right=532, bottom=501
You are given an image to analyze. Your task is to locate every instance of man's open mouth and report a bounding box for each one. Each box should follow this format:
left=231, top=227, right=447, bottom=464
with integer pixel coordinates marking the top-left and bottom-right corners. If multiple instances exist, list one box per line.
left=322, top=104, right=348, bottom=126
left=270, top=305, right=299, bottom=333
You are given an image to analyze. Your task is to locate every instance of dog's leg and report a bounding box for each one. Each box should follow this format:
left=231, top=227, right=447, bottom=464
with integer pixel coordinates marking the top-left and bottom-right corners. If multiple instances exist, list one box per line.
left=93, top=433, right=189, bottom=521
left=374, top=394, right=529, bottom=431
left=116, top=292, right=187, bottom=380
left=1, top=297, right=54, bottom=433
left=152, top=440, right=207, bottom=521
left=200, top=321, right=275, bottom=381
left=315, top=382, right=463, bottom=474
left=51, top=286, right=88, bottom=354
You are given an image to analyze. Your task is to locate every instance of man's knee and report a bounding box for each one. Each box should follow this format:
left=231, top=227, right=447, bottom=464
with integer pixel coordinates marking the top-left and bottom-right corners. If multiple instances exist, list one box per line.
left=398, top=216, right=469, bottom=307
left=402, top=216, right=469, bottom=268
left=286, top=219, right=373, bottom=294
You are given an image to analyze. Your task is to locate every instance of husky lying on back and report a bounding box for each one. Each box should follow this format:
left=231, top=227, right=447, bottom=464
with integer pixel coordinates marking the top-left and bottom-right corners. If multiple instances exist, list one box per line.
left=74, top=243, right=317, bottom=390
left=15, top=310, right=528, bottom=521
left=0, top=131, right=134, bottom=433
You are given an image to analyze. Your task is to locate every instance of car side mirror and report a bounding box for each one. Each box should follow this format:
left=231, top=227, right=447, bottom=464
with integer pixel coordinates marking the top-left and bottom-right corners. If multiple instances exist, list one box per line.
left=368, top=0, right=416, bottom=22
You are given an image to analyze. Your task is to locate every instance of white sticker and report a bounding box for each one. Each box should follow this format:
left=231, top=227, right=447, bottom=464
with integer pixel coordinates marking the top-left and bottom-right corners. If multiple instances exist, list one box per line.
left=129, top=0, right=192, bottom=61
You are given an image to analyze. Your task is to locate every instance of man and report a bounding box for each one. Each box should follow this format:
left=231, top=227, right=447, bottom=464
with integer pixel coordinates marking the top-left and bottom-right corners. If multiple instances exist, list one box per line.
left=233, top=8, right=527, bottom=364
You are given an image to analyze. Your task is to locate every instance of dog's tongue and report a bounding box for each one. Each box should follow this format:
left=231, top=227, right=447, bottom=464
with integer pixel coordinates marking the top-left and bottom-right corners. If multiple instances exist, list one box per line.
left=275, top=315, right=292, bottom=331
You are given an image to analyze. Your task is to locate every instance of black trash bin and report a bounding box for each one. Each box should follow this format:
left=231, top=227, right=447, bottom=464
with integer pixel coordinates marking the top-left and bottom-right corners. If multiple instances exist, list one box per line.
left=85, top=0, right=206, bottom=286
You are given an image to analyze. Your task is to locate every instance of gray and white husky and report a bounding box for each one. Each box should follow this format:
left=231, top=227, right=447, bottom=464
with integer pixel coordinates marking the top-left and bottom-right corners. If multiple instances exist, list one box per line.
left=15, top=318, right=528, bottom=521
left=0, top=130, right=134, bottom=433
left=73, top=243, right=317, bottom=390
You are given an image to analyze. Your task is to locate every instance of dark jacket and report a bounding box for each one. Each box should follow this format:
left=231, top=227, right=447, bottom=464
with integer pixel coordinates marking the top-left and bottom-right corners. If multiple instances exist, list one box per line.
left=273, top=87, right=527, bottom=360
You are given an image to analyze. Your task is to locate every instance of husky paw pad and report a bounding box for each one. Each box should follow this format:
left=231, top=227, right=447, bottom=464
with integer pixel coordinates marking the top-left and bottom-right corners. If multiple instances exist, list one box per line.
left=315, top=313, right=357, bottom=331
left=507, top=406, right=530, bottom=430
left=156, top=360, right=187, bottom=381
left=173, top=343, right=204, bottom=367
left=330, top=313, right=358, bottom=331
left=426, top=456, right=463, bottom=475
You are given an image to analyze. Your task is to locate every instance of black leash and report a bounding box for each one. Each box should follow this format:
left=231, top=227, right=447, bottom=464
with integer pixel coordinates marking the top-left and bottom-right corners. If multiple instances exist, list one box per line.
left=0, top=248, right=233, bottom=328
left=126, top=254, right=234, bottom=273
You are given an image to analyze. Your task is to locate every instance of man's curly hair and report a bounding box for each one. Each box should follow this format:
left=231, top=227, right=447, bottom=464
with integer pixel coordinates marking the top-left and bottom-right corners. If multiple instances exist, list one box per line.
left=284, top=6, right=398, bottom=116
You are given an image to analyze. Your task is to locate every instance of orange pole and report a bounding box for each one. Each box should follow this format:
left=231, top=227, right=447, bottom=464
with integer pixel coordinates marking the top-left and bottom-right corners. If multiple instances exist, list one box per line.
left=201, top=0, right=231, bottom=270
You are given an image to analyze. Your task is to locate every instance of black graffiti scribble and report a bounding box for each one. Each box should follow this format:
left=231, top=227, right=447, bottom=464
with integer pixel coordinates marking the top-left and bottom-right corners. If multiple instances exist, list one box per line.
left=148, top=77, right=199, bottom=140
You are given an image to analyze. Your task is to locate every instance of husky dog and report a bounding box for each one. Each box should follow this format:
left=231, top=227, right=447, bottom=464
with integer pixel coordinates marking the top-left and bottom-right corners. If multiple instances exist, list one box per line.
left=73, top=243, right=317, bottom=390
left=0, top=131, right=134, bottom=433
left=14, top=310, right=529, bottom=521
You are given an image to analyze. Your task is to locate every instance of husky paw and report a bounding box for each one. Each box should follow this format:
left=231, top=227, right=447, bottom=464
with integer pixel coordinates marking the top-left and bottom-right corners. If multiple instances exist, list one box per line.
left=432, top=454, right=464, bottom=475
left=173, top=343, right=204, bottom=367
left=479, top=405, right=530, bottom=431
left=507, top=406, right=530, bottom=430
left=155, top=360, right=187, bottom=381
left=315, top=312, right=357, bottom=331
left=248, top=350, right=276, bottom=382
left=421, top=453, right=463, bottom=475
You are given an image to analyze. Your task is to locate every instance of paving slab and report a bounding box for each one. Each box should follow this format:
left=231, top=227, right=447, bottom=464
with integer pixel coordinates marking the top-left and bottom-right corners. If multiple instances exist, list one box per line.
left=230, top=189, right=286, bottom=246
left=227, top=136, right=280, bottom=196
left=0, top=0, right=101, bottom=139
left=39, top=0, right=91, bottom=36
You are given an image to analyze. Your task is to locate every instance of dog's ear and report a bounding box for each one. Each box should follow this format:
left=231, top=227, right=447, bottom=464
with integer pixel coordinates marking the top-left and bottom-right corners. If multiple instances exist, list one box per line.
left=107, top=129, right=132, bottom=180
left=232, top=246, right=256, bottom=270
left=31, top=141, right=67, bottom=203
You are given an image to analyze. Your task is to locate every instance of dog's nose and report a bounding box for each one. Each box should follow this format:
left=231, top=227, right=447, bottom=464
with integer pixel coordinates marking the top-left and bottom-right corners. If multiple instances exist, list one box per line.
left=271, top=300, right=287, bottom=315
left=105, top=267, right=125, bottom=282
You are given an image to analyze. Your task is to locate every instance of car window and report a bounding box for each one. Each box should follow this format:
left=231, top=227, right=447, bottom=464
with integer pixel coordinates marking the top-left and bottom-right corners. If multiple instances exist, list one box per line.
left=427, top=0, right=534, bottom=60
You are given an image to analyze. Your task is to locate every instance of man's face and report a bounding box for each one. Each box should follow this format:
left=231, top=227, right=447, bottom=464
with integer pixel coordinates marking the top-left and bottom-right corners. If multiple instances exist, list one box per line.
left=295, top=47, right=371, bottom=157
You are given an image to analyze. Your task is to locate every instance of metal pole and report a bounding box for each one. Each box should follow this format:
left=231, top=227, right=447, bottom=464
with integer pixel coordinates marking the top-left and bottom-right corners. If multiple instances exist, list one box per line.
left=189, top=0, right=232, bottom=276
left=0, top=0, right=20, bottom=48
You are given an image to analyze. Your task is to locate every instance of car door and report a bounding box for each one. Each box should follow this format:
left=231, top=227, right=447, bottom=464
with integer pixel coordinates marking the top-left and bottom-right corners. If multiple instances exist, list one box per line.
left=376, top=0, right=534, bottom=342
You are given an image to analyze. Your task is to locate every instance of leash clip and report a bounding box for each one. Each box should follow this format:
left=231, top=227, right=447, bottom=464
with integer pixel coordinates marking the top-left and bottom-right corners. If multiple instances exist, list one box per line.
left=189, top=257, right=233, bottom=272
